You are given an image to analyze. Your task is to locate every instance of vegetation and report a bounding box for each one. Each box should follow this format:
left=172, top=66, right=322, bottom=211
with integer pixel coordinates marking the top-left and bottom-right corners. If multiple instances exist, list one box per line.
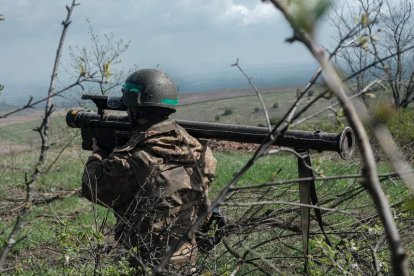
left=0, top=136, right=412, bottom=274
left=223, top=108, right=234, bottom=116
left=387, top=108, right=414, bottom=147
left=2, top=0, right=414, bottom=274
left=332, top=0, right=414, bottom=109
left=0, top=91, right=413, bottom=274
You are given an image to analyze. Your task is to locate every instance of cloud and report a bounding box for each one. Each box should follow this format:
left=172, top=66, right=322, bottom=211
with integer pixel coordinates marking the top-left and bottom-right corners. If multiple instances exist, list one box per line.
left=0, top=0, right=313, bottom=91
left=219, top=1, right=278, bottom=26
left=171, top=0, right=279, bottom=27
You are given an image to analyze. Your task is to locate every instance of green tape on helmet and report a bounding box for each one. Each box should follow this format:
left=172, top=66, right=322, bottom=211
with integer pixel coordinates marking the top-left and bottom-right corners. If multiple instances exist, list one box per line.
left=160, top=98, right=179, bottom=106
left=123, top=82, right=142, bottom=93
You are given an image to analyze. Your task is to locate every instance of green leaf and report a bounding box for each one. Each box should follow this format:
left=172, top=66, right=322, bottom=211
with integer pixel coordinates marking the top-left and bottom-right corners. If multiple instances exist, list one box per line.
left=289, top=0, right=332, bottom=33
left=404, top=198, right=414, bottom=211
left=357, top=36, right=369, bottom=49
left=314, top=0, right=332, bottom=19
left=361, top=13, right=369, bottom=27
left=79, top=63, right=86, bottom=77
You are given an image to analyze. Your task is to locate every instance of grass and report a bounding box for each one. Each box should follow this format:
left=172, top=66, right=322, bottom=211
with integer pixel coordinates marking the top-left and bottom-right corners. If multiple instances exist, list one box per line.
left=0, top=115, right=67, bottom=145
left=387, top=107, right=414, bottom=146
left=212, top=151, right=300, bottom=196
left=173, top=88, right=341, bottom=130
left=0, top=91, right=413, bottom=274
left=1, top=141, right=411, bottom=274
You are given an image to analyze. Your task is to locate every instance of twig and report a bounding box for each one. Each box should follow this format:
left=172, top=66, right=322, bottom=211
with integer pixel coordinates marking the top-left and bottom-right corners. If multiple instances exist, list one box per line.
left=223, top=239, right=273, bottom=276
left=267, top=1, right=409, bottom=274
left=0, top=1, right=80, bottom=271
left=229, top=170, right=413, bottom=191
left=0, top=177, right=32, bottom=271
left=156, top=3, right=414, bottom=274
left=45, top=135, right=77, bottom=174
left=221, top=200, right=351, bottom=214
left=292, top=79, right=381, bottom=127
left=373, top=123, right=414, bottom=194
left=231, top=58, right=272, bottom=132
left=371, top=236, right=386, bottom=276
left=0, top=80, right=81, bottom=119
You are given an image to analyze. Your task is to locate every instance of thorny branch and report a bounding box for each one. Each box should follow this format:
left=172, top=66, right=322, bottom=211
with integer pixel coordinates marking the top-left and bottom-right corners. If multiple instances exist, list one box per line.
left=228, top=170, right=414, bottom=192
left=156, top=5, right=414, bottom=275
left=0, top=1, right=80, bottom=272
left=373, top=123, right=414, bottom=193
left=267, top=0, right=409, bottom=274
left=292, top=79, right=381, bottom=127
left=0, top=78, right=85, bottom=119
left=231, top=58, right=272, bottom=132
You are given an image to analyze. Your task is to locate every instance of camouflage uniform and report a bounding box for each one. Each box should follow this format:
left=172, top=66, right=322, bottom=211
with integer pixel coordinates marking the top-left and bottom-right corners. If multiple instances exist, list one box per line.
left=82, top=119, right=216, bottom=273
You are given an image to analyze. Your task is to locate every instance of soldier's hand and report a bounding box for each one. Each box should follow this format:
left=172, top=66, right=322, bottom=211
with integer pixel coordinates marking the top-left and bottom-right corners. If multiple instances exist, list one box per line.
left=92, top=137, right=102, bottom=153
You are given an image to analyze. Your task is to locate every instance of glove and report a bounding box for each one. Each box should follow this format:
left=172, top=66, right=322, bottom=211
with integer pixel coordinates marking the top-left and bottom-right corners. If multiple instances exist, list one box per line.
left=196, top=207, right=228, bottom=253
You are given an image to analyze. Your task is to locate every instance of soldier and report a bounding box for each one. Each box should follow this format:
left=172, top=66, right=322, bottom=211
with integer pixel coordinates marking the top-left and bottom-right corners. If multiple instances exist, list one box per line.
left=82, top=69, right=217, bottom=274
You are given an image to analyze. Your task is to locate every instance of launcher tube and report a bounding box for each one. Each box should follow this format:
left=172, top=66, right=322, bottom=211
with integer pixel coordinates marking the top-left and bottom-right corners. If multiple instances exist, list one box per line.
left=66, top=109, right=355, bottom=160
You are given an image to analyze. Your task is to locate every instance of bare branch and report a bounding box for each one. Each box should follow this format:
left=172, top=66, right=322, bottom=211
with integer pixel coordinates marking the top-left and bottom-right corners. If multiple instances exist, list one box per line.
left=266, top=1, right=409, bottom=274
left=0, top=1, right=80, bottom=271
left=373, top=123, right=414, bottom=193
left=231, top=58, right=272, bottom=132
left=221, top=200, right=352, bottom=215
left=229, top=170, right=414, bottom=191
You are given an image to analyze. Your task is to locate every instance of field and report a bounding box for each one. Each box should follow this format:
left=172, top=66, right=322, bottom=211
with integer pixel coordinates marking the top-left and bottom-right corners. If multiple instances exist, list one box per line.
left=0, top=88, right=413, bottom=275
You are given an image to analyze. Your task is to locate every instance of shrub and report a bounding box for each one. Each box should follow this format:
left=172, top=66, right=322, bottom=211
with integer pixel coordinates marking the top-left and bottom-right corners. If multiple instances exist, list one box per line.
left=214, top=114, right=221, bottom=122
left=254, top=107, right=260, bottom=113
left=270, top=116, right=281, bottom=125
left=308, top=90, right=315, bottom=97
left=272, top=102, right=279, bottom=109
left=223, top=108, right=233, bottom=116
left=387, top=108, right=414, bottom=146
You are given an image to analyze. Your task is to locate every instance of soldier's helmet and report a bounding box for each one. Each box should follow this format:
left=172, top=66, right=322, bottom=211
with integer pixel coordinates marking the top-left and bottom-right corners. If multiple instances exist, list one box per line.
left=121, top=69, right=178, bottom=114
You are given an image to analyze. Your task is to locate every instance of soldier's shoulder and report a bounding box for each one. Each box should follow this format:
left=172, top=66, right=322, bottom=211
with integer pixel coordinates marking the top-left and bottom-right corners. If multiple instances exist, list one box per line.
left=112, top=131, right=145, bottom=154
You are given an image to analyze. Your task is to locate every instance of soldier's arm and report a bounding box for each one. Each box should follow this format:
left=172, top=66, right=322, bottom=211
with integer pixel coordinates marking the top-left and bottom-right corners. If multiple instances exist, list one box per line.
left=82, top=147, right=137, bottom=209
left=202, top=146, right=217, bottom=187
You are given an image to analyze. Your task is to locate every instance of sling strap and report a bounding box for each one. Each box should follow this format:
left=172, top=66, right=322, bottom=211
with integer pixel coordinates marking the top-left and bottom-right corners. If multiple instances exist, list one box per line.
left=298, top=153, right=332, bottom=274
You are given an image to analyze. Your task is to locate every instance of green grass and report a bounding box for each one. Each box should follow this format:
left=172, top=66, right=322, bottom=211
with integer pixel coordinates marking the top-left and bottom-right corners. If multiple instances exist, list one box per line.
left=212, top=151, right=299, bottom=196
left=0, top=115, right=67, bottom=145
left=0, top=120, right=42, bottom=144
left=173, top=88, right=339, bottom=129
left=0, top=93, right=413, bottom=274
left=0, top=144, right=412, bottom=274
left=387, top=108, right=414, bottom=146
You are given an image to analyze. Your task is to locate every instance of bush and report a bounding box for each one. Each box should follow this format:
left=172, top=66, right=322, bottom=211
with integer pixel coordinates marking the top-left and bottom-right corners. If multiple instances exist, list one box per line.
left=387, top=108, right=414, bottom=146
left=254, top=107, right=260, bottom=113
left=214, top=114, right=221, bottom=122
left=308, top=90, right=315, bottom=97
left=223, top=108, right=233, bottom=116
left=272, top=102, right=279, bottom=109
left=270, top=116, right=281, bottom=125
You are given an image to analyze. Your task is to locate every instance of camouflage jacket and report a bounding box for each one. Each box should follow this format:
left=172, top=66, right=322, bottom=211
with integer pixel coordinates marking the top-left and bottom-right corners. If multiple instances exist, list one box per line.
left=82, top=119, right=216, bottom=264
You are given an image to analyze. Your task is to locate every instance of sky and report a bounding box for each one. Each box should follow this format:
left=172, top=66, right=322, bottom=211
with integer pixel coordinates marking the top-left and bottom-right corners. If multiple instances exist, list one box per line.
left=0, top=0, right=338, bottom=102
